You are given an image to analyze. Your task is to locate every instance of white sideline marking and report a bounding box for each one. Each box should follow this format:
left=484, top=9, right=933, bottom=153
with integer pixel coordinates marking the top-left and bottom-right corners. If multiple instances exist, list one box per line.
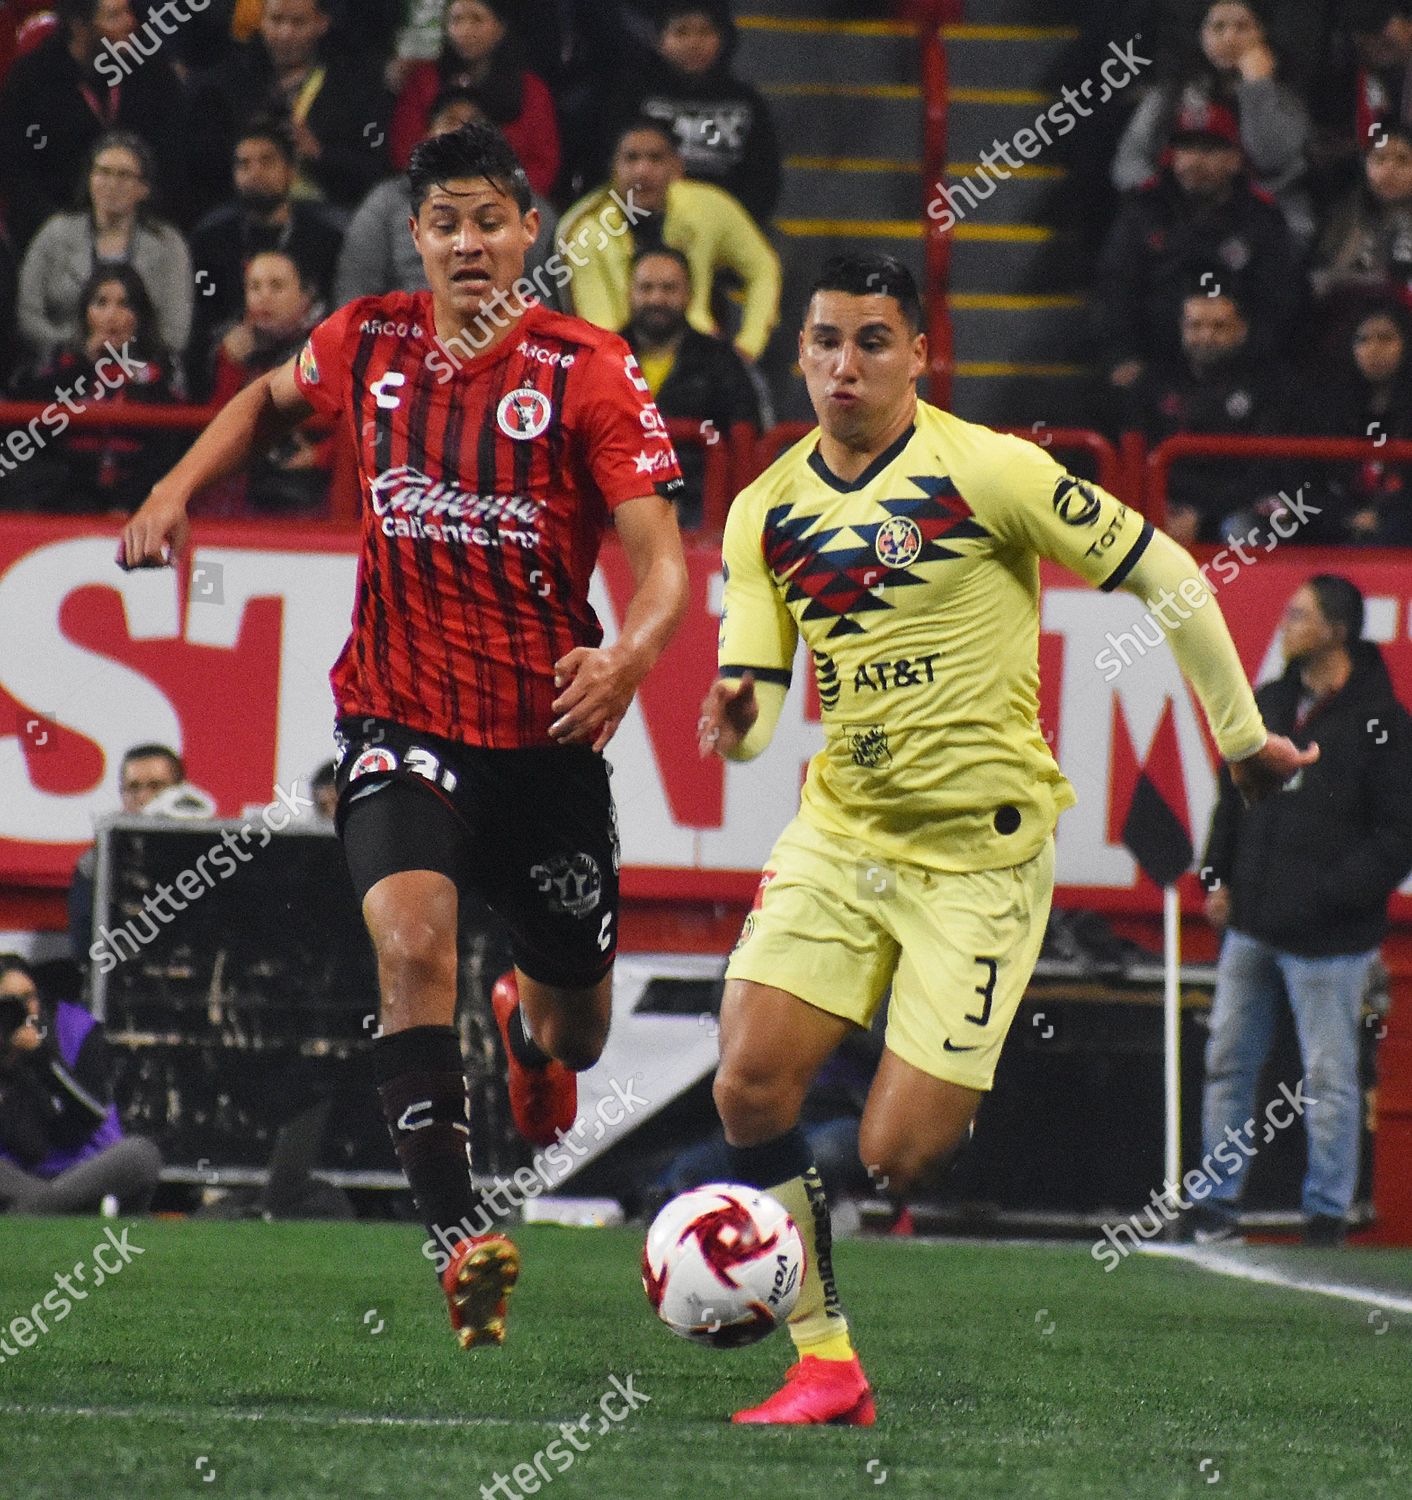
left=0, top=1401, right=526, bottom=1430
left=1145, top=1244, right=1412, bottom=1316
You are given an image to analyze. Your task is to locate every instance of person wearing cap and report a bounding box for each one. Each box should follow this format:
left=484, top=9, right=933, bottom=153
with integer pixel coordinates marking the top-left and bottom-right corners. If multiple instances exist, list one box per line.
left=1112, top=1, right=1313, bottom=243
left=1095, top=96, right=1302, bottom=395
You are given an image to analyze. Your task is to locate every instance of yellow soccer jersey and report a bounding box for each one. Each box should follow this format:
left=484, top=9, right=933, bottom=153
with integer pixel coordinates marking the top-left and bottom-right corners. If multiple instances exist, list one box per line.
left=718, top=399, right=1153, bottom=874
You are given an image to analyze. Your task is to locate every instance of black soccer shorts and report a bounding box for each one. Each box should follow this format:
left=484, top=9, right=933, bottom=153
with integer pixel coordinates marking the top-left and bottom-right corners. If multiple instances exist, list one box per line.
left=334, top=715, right=621, bottom=988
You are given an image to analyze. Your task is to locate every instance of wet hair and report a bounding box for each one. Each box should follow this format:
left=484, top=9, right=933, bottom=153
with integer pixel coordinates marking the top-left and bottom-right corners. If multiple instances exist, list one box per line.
left=808, top=253, right=923, bottom=333
left=407, top=121, right=531, bottom=215
left=1307, top=575, right=1365, bottom=644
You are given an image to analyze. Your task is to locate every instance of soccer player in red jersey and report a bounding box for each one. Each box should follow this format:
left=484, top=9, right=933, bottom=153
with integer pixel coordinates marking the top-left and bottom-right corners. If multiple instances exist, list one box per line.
left=119, top=125, right=689, bottom=1346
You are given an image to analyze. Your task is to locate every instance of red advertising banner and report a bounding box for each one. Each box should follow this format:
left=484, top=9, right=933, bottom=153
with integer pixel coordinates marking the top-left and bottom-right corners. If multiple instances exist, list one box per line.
left=3, top=517, right=1411, bottom=915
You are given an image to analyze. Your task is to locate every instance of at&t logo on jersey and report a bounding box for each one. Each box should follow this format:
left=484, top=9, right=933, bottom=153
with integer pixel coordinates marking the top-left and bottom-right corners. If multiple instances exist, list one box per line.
left=350, top=747, right=399, bottom=779
left=874, top=516, right=922, bottom=569
left=497, top=388, right=553, bottom=440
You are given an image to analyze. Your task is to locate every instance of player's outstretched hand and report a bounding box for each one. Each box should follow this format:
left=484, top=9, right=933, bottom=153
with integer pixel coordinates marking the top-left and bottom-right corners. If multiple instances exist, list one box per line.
left=697, top=673, right=758, bottom=759
left=1228, top=733, right=1318, bottom=806
left=117, top=485, right=190, bottom=571
left=550, top=644, right=644, bottom=752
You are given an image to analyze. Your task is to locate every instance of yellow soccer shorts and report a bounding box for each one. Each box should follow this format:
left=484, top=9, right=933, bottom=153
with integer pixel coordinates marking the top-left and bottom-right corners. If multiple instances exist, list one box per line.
left=725, top=815, right=1055, bottom=1090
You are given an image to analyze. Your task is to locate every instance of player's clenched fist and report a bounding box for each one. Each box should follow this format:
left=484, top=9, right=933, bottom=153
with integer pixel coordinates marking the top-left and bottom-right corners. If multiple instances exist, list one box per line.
left=117, top=485, right=190, bottom=571
left=698, top=672, right=758, bottom=759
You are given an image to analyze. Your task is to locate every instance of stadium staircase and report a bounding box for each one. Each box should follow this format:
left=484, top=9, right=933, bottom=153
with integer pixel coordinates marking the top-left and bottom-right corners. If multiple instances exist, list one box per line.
left=737, top=0, right=1097, bottom=426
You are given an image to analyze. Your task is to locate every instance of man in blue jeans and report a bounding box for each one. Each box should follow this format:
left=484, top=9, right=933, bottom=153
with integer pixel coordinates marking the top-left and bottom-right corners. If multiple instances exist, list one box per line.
left=1198, top=575, right=1412, bottom=1245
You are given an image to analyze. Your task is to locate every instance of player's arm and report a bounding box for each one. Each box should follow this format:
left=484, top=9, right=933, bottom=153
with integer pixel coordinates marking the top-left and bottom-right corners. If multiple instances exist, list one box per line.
left=118, top=357, right=315, bottom=569
left=700, top=487, right=796, bottom=761
left=980, top=439, right=1313, bottom=803
left=550, top=494, right=688, bottom=753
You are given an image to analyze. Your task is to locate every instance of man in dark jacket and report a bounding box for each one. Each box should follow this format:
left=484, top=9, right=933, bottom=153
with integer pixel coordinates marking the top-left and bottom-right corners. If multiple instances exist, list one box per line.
left=1095, top=99, right=1303, bottom=394
left=621, top=246, right=761, bottom=527
left=183, top=0, right=391, bottom=224
left=1197, top=575, right=1412, bottom=1245
left=0, top=954, right=162, bottom=1213
left=0, top=0, right=185, bottom=250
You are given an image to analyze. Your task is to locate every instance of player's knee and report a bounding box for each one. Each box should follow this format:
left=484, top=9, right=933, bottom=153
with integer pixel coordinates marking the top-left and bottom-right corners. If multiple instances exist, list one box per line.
left=371, top=916, right=456, bottom=993
left=858, top=1129, right=958, bottom=1198
left=713, top=1064, right=799, bottom=1138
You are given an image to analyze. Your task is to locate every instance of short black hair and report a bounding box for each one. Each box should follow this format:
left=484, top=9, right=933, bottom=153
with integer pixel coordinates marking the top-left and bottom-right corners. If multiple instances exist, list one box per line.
left=234, top=116, right=297, bottom=165
left=1180, top=280, right=1249, bottom=320
left=57, top=0, right=103, bottom=28
left=312, top=760, right=337, bottom=793
left=632, top=245, right=692, bottom=281
left=1308, top=575, right=1365, bottom=645
left=122, top=743, right=185, bottom=782
left=407, top=121, right=532, bottom=215
left=808, top=254, right=923, bottom=333
left=612, top=115, right=681, bottom=158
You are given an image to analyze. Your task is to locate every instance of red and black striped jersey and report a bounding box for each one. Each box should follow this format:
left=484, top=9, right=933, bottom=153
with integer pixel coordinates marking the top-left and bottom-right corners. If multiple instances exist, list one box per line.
left=295, top=291, right=682, bottom=748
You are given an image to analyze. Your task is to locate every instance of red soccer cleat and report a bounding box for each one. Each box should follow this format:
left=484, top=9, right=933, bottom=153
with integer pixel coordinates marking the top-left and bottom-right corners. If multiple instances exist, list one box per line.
left=731, top=1353, right=876, bottom=1425
left=442, top=1233, right=520, bottom=1348
left=490, top=970, right=577, bottom=1146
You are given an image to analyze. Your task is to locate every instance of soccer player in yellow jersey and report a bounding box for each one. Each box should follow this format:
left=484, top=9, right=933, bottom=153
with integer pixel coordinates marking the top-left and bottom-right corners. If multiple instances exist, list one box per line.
left=696, top=254, right=1316, bottom=1425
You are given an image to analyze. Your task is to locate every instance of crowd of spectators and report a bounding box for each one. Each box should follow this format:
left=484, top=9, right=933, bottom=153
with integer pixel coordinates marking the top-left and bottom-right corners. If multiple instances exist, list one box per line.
left=1096, top=0, right=1412, bottom=546
left=0, top=0, right=782, bottom=524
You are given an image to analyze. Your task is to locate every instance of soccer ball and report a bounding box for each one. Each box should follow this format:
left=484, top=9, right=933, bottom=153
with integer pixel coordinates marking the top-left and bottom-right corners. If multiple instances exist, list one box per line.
left=641, top=1183, right=805, bottom=1348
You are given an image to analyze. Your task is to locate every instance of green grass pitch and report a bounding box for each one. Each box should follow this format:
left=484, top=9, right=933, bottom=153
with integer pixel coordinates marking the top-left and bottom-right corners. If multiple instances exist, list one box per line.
left=0, top=1219, right=1408, bottom=1499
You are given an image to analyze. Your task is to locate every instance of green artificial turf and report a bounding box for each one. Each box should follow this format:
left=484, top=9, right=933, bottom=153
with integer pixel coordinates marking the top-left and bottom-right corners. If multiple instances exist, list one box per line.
left=0, top=1219, right=1407, bottom=1499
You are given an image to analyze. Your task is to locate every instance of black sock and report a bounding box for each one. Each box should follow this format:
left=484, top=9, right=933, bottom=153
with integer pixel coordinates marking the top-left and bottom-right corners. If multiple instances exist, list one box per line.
left=506, top=1004, right=551, bottom=1068
left=373, top=1026, right=485, bottom=1259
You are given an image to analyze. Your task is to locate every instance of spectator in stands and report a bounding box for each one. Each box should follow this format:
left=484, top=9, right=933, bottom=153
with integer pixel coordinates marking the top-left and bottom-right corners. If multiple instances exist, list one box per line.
left=621, top=247, right=761, bottom=527
left=1320, top=301, right=1412, bottom=544
left=0, top=954, right=163, bottom=1214
left=16, top=131, right=192, bottom=367
left=4, top=264, right=182, bottom=516
left=187, top=118, right=344, bottom=398
left=185, top=0, right=392, bottom=224
left=1130, top=288, right=1302, bottom=545
left=1312, top=120, right=1412, bottom=323
left=1112, top=1, right=1313, bottom=243
left=388, top=0, right=560, bottom=197
left=68, top=742, right=184, bottom=963
left=311, top=760, right=338, bottom=827
left=0, top=0, right=184, bottom=252
left=1096, top=98, right=1303, bottom=393
left=1197, top=575, right=1412, bottom=1246
left=560, top=116, right=782, bottom=362
left=629, top=2, right=781, bottom=227
left=208, top=250, right=331, bottom=514
left=336, top=88, right=560, bottom=308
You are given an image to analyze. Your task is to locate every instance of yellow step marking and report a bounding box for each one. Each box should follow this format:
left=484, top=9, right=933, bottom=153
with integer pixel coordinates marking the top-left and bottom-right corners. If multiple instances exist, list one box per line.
left=951, top=293, right=1083, bottom=310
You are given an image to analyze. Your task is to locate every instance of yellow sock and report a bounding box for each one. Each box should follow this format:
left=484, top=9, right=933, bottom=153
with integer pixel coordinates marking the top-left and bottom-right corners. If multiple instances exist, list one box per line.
left=766, top=1166, right=854, bottom=1361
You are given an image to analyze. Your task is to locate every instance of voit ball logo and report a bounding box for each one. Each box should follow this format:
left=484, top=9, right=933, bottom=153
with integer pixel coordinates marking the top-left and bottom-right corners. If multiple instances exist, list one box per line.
left=350, top=747, right=399, bottom=779
left=875, top=516, right=922, bottom=569
left=497, top=387, right=553, bottom=440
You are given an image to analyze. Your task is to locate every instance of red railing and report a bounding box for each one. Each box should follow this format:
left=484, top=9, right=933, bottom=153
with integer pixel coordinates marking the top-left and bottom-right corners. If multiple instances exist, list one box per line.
left=1145, top=432, right=1412, bottom=530
left=918, top=6, right=955, bottom=410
